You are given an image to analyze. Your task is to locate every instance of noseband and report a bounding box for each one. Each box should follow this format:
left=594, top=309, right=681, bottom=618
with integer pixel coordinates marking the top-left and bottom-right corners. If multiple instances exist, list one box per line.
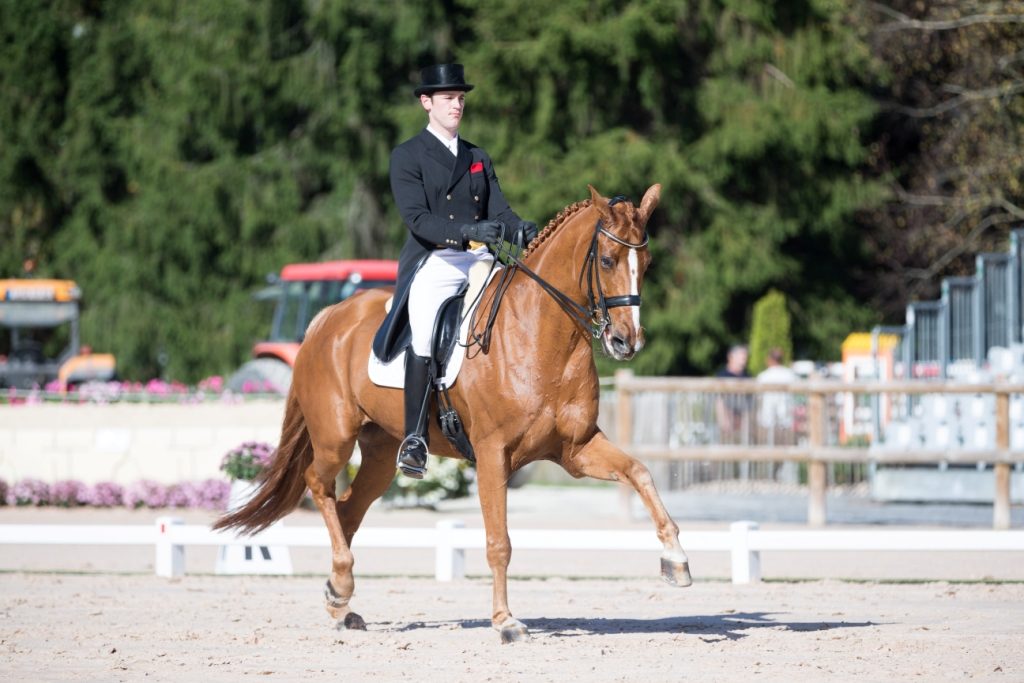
left=581, top=195, right=649, bottom=335
left=471, top=195, right=648, bottom=350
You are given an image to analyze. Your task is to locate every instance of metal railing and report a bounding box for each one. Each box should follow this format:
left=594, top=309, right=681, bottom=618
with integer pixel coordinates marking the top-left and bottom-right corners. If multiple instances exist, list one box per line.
left=875, top=227, right=1024, bottom=377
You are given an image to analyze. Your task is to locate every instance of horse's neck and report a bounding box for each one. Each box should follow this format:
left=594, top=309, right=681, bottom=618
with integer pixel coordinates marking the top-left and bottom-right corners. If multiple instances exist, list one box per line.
left=524, top=206, right=593, bottom=292
left=508, top=207, right=595, bottom=352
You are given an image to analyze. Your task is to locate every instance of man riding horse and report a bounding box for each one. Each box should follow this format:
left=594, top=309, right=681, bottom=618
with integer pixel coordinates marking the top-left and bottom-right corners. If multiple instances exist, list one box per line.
left=213, top=63, right=690, bottom=644
left=373, top=63, right=538, bottom=479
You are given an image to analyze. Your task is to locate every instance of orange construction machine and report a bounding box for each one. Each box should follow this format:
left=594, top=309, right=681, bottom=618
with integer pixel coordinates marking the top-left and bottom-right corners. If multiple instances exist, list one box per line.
left=227, top=259, right=398, bottom=394
left=0, top=279, right=116, bottom=390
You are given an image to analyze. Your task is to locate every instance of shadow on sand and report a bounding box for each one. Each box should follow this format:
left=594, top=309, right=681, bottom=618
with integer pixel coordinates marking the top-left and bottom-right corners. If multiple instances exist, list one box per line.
left=391, top=612, right=876, bottom=641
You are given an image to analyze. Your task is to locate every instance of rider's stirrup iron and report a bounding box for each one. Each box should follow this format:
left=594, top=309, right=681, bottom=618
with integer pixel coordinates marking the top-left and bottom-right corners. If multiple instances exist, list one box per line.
left=396, top=434, right=428, bottom=479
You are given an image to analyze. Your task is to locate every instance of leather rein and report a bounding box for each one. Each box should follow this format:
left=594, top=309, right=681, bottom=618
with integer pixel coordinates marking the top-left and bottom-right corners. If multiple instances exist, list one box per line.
left=468, top=195, right=648, bottom=352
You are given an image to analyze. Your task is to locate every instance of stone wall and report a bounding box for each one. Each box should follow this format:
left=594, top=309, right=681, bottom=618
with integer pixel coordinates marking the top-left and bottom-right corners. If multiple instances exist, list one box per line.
left=0, top=401, right=285, bottom=484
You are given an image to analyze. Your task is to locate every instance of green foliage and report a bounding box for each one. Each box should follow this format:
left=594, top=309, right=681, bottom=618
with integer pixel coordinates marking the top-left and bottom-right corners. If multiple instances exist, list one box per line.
left=461, top=0, right=887, bottom=374
left=0, top=1, right=455, bottom=380
left=1, top=1, right=900, bottom=380
left=748, top=289, right=792, bottom=375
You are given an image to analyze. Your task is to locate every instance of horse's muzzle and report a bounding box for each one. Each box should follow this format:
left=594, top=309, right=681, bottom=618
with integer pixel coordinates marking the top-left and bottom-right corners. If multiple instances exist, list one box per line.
left=603, top=326, right=643, bottom=361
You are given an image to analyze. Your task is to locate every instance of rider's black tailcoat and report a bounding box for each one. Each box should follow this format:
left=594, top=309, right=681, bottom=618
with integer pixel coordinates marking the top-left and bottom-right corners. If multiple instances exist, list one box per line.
left=373, top=129, right=523, bottom=362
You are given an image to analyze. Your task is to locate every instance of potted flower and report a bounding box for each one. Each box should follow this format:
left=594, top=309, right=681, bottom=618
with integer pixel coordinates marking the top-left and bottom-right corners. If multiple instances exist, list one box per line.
left=220, top=441, right=277, bottom=510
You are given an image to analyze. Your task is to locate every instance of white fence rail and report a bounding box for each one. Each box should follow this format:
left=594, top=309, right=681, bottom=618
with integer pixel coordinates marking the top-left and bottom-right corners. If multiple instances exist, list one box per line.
left=2, top=519, right=1022, bottom=584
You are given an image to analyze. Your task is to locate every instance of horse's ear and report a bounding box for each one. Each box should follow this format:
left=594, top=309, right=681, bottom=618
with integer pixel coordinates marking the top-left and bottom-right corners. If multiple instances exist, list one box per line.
left=637, top=184, right=662, bottom=225
left=588, top=184, right=611, bottom=218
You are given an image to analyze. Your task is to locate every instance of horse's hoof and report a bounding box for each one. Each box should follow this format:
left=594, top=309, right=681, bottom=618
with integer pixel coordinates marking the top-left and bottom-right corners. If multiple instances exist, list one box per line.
left=498, top=619, right=530, bottom=644
left=661, top=557, right=692, bottom=587
left=337, top=612, right=366, bottom=631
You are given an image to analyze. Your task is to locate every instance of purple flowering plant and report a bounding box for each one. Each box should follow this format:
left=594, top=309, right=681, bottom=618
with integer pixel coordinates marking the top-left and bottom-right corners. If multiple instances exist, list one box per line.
left=169, top=480, right=231, bottom=509
left=0, top=478, right=229, bottom=510
left=220, top=441, right=277, bottom=481
left=9, top=478, right=51, bottom=506
left=50, top=480, right=91, bottom=507
left=87, top=481, right=125, bottom=507
left=124, top=480, right=170, bottom=509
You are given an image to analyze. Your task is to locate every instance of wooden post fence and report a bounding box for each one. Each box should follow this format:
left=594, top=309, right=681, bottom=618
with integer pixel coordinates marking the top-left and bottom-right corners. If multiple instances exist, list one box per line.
left=807, top=391, right=827, bottom=527
left=995, top=391, right=1012, bottom=530
left=611, top=373, right=1021, bottom=528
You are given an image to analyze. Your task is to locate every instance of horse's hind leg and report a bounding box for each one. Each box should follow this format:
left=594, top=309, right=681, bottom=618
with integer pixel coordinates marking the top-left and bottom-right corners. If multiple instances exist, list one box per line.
left=303, top=435, right=367, bottom=630
left=564, top=432, right=692, bottom=587
left=336, top=424, right=401, bottom=547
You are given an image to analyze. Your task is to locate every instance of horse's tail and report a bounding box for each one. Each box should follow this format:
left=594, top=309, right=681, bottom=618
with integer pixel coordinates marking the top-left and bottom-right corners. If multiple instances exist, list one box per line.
left=212, top=389, right=313, bottom=535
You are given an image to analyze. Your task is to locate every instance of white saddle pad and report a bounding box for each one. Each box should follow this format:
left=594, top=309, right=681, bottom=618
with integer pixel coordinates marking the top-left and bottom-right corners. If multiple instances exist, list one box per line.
left=368, top=261, right=496, bottom=389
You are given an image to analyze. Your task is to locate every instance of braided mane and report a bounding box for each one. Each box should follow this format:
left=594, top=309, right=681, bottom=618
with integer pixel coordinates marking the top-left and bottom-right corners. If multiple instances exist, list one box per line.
left=521, top=199, right=593, bottom=262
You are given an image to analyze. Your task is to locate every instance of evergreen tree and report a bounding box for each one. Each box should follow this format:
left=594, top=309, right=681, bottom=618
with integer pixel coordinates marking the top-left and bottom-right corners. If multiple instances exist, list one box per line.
left=0, top=1, right=892, bottom=380
left=748, top=289, right=792, bottom=375
left=1, top=1, right=456, bottom=380
left=460, top=0, right=885, bottom=373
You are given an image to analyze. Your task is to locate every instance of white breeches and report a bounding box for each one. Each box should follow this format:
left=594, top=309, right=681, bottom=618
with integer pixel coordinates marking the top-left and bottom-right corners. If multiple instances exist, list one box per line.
left=408, top=246, right=492, bottom=357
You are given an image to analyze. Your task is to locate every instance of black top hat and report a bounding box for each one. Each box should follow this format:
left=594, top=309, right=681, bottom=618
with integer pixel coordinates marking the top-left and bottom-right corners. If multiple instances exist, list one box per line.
left=413, top=64, right=475, bottom=97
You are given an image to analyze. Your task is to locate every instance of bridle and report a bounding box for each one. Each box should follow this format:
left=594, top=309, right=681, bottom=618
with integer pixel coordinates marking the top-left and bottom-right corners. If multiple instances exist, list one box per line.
left=580, top=195, right=649, bottom=335
left=468, top=195, right=649, bottom=352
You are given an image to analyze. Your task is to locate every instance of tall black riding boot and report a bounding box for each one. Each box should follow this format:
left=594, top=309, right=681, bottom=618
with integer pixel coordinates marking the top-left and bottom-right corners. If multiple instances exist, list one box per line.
left=396, top=353, right=432, bottom=479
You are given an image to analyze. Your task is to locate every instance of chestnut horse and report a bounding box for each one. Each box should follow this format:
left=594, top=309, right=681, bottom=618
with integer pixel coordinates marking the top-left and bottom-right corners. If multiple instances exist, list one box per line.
left=214, top=184, right=691, bottom=643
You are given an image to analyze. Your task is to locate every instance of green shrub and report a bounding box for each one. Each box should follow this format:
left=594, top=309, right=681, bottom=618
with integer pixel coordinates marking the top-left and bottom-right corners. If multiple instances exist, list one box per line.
left=749, top=289, right=793, bottom=375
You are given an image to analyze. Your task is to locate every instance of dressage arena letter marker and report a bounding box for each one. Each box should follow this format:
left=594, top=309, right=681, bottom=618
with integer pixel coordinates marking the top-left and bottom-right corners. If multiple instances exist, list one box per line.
left=214, top=521, right=294, bottom=576
left=215, top=482, right=293, bottom=575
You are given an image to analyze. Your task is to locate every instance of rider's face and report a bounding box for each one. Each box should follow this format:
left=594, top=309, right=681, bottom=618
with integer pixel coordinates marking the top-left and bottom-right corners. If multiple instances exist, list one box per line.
left=421, top=91, right=465, bottom=137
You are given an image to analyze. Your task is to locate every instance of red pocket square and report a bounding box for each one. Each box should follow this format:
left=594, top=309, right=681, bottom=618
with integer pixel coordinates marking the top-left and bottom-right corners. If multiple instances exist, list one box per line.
left=470, top=161, right=484, bottom=174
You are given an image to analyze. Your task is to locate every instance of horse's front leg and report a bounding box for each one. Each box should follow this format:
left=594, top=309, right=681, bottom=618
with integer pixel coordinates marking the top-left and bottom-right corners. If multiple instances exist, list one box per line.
left=476, top=455, right=530, bottom=643
left=564, top=432, right=692, bottom=587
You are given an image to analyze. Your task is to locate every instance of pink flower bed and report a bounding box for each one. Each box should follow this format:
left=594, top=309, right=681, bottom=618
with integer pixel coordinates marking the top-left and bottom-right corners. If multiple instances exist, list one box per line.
left=0, top=477, right=230, bottom=510
left=3, top=375, right=278, bottom=406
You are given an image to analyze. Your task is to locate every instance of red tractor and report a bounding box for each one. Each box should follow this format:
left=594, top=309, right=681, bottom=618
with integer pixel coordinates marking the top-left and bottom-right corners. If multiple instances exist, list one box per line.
left=227, top=260, right=398, bottom=394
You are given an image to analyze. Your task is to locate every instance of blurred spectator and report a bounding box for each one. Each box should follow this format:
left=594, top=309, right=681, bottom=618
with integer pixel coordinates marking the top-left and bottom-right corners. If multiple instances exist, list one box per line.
left=715, top=344, right=750, bottom=444
left=717, top=344, right=750, bottom=380
left=757, top=347, right=798, bottom=436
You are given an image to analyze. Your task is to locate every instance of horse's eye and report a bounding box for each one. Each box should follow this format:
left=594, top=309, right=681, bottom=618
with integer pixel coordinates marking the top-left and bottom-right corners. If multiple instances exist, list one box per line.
left=600, top=255, right=614, bottom=269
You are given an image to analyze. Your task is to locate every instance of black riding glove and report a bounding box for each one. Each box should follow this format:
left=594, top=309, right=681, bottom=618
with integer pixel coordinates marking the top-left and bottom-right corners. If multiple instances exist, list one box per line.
left=517, top=220, right=538, bottom=245
left=461, top=220, right=504, bottom=246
